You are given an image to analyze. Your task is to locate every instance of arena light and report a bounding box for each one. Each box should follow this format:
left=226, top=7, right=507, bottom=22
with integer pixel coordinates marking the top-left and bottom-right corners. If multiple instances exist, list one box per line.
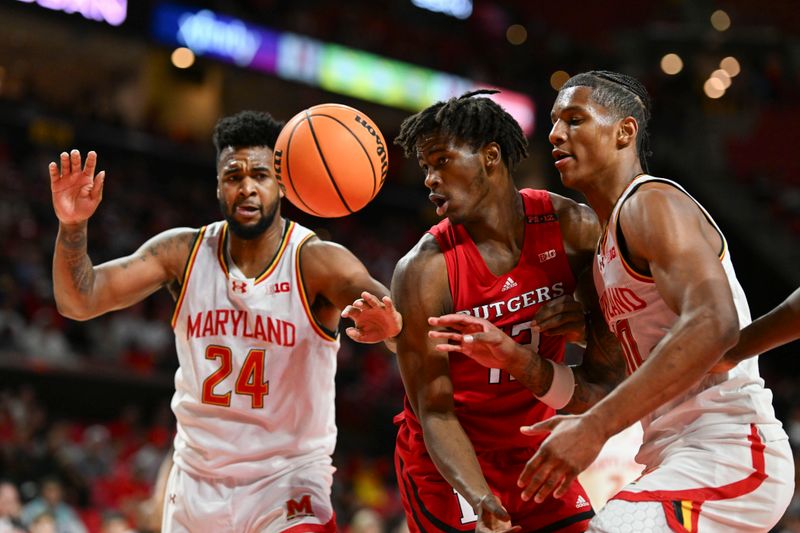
left=710, top=9, right=731, bottom=32
left=711, top=69, right=731, bottom=89
left=506, top=25, right=528, bottom=46
left=660, top=53, right=683, bottom=75
left=704, top=77, right=725, bottom=99
left=171, top=47, right=195, bottom=69
left=720, top=56, right=741, bottom=77
left=550, top=71, right=570, bottom=91
left=410, top=0, right=472, bottom=20
left=152, top=3, right=535, bottom=134
left=15, top=0, right=127, bottom=26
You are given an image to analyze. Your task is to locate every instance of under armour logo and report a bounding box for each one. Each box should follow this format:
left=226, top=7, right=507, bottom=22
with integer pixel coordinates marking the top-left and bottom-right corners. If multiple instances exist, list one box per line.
left=169, top=494, right=176, bottom=504
left=231, top=281, right=248, bottom=294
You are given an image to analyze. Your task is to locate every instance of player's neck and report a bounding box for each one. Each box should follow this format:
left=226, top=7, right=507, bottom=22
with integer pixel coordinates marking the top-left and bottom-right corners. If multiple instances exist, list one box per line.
left=227, top=217, right=286, bottom=278
left=584, top=163, right=644, bottom=225
left=463, top=182, right=524, bottom=248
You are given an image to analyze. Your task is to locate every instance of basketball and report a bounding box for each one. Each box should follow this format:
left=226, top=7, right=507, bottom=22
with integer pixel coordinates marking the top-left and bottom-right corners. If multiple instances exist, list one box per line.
left=273, top=103, right=388, bottom=218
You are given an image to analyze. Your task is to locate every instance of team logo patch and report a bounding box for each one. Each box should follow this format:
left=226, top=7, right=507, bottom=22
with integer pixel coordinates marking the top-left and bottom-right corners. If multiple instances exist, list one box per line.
left=286, top=494, right=314, bottom=520
left=538, top=249, right=557, bottom=262
left=501, top=276, right=518, bottom=292
left=231, top=280, right=248, bottom=294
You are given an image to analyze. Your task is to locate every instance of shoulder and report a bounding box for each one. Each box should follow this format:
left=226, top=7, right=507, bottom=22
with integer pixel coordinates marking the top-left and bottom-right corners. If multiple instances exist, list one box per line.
left=620, top=181, right=699, bottom=230
left=548, top=192, right=601, bottom=253
left=395, top=233, right=444, bottom=280
left=141, top=227, right=202, bottom=273
left=393, top=234, right=452, bottom=315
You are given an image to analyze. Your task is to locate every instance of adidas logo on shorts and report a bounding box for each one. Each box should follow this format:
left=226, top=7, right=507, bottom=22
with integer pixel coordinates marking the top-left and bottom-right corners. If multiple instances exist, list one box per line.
left=575, top=495, right=590, bottom=509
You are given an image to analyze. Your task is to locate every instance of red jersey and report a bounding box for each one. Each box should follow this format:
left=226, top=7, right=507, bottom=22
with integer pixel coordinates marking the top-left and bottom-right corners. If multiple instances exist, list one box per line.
left=398, top=189, right=577, bottom=452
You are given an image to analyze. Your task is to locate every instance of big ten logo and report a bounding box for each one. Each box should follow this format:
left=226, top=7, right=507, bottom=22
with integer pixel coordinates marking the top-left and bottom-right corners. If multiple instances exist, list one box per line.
left=269, top=282, right=290, bottom=295
left=285, top=494, right=314, bottom=520
left=538, top=249, right=557, bottom=263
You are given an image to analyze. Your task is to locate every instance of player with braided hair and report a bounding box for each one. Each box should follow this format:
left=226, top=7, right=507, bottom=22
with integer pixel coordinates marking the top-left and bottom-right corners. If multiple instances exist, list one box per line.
left=431, top=71, right=793, bottom=531
left=368, top=90, right=629, bottom=532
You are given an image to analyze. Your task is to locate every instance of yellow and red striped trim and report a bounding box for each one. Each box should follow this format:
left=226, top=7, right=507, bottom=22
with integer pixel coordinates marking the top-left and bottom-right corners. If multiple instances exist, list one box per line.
left=255, top=221, right=295, bottom=284
left=171, top=226, right=207, bottom=328
left=295, top=233, right=338, bottom=342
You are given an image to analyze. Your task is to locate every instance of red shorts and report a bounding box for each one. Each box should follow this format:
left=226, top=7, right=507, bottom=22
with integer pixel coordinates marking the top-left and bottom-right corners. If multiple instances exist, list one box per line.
left=395, top=421, right=594, bottom=533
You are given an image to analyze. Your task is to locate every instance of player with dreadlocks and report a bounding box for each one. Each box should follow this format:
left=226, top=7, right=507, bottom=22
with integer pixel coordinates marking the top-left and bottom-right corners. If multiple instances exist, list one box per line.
left=430, top=72, right=794, bottom=531
left=372, top=89, right=627, bottom=533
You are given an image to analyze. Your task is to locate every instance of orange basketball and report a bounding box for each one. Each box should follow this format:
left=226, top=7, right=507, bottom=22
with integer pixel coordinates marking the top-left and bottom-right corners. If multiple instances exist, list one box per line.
left=273, top=103, right=388, bottom=218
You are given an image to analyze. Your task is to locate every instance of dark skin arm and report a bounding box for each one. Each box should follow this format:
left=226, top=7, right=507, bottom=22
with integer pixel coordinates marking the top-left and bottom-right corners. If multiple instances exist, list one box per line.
left=713, top=287, right=800, bottom=372
left=429, top=194, right=626, bottom=413
left=300, top=237, right=400, bottom=340
left=518, top=183, right=740, bottom=503
left=393, top=236, right=519, bottom=533
left=50, top=150, right=194, bottom=320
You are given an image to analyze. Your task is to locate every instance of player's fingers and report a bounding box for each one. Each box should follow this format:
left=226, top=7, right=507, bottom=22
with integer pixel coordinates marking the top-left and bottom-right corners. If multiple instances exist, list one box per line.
left=520, top=417, right=559, bottom=436
left=351, top=299, right=366, bottom=309
left=344, top=327, right=363, bottom=341
left=462, top=331, right=499, bottom=345
left=70, top=149, right=82, bottom=175
left=341, top=305, right=360, bottom=318
left=519, top=457, right=555, bottom=501
left=49, top=162, right=59, bottom=184
left=532, top=468, right=564, bottom=503
left=60, top=152, right=70, bottom=178
left=428, top=330, right=463, bottom=342
left=433, top=343, right=466, bottom=353
left=381, top=295, right=395, bottom=310
left=428, top=313, right=483, bottom=330
left=552, top=474, right=575, bottom=500
left=91, top=171, right=105, bottom=202
left=83, top=150, right=98, bottom=177
left=361, top=291, right=383, bottom=308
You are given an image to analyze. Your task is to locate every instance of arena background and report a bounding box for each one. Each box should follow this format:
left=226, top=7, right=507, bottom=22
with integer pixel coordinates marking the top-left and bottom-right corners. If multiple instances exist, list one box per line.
left=0, top=0, right=798, bottom=531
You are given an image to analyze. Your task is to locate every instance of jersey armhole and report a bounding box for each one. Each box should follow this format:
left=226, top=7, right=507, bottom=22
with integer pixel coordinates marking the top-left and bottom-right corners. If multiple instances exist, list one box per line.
left=295, top=234, right=339, bottom=342
left=171, top=227, right=206, bottom=328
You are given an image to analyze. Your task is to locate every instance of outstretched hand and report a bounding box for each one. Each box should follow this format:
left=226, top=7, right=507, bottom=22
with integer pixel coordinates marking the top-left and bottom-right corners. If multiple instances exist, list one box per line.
left=49, top=149, right=106, bottom=225
left=475, top=494, right=521, bottom=533
left=342, top=292, right=402, bottom=344
left=517, top=414, right=606, bottom=503
left=427, top=313, right=522, bottom=370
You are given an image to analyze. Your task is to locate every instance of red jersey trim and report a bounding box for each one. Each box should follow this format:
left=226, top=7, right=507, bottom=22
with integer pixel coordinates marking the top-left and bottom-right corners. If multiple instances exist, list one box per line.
left=171, top=226, right=206, bottom=328
left=613, top=424, right=766, bottom=503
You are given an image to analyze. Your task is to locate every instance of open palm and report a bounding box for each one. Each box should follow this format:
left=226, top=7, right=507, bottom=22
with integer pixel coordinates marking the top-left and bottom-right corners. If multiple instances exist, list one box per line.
left=49, top=150, right=106, bottom=224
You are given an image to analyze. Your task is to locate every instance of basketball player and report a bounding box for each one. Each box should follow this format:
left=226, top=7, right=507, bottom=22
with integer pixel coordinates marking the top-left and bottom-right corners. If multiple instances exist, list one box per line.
left=713, top=286, right=800, bottom=372
left=383, top=91, right=625, bottom=533
left=49, top=111, right=401, bottom=533
left=432, top=72, right=794, bottom=532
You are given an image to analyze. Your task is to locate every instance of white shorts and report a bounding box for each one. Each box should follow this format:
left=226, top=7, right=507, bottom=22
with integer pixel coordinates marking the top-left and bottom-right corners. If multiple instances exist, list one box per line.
left=589, top=424, right=794, bottom=532
left=162, top=459, right=336, bottom=533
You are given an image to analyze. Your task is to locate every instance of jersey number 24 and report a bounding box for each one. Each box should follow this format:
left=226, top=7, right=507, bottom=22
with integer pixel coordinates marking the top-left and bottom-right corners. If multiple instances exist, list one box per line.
left=201, top=345, right=269, bottom=408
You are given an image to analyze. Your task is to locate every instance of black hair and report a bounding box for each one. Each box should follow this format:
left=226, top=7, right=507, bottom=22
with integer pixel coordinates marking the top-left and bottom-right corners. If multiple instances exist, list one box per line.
left=212, top=110, right=285, bottom=160
left=394, top=90, right=529, bottom=171
left=561, top=71, right=653, bottom=172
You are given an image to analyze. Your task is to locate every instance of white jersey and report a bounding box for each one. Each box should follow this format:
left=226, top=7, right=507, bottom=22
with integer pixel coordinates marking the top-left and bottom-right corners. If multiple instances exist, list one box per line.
left=593, top=175, right=785, bottom=465
left=170, top=220, right=339, bottom=481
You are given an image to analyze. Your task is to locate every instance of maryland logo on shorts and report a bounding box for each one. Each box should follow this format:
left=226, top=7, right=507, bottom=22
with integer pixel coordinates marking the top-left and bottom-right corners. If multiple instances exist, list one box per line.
left=286, top=494, right=314, bottom=520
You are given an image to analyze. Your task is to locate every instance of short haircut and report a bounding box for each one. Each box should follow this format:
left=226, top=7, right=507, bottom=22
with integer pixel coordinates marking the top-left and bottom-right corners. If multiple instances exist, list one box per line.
left=561, top=71, right=653, bottom=171
left=394, top=90, right=529, bottom=171
left=212, top=111, right=285, bottom=160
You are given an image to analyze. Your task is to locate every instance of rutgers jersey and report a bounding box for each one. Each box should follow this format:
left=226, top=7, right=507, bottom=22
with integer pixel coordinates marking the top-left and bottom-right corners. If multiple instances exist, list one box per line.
left=401, top=189, right=577, bottom=451
left=594, top=175, right=784, bottom=462
left=170, top=220, right=339, bottom=480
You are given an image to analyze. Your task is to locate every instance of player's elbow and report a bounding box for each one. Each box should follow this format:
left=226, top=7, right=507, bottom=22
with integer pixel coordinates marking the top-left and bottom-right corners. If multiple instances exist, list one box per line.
left=700, top=306, right=740, bottom=354
left=54, top=299, right=94, bottom=321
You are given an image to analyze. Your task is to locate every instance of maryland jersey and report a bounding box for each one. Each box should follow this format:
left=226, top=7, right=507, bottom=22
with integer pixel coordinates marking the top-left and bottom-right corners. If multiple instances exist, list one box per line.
left=400, top=189, right=577, bottom=452
left=594, top=175, right=784, bottom=462
left=170, top=220, right=339, bottom=481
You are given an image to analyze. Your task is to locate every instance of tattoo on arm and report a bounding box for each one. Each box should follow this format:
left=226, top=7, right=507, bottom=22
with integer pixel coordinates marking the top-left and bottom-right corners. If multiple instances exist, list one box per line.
left=58, top=225, right=95, bottom=294
left=565, top=313, right=627, bottom=413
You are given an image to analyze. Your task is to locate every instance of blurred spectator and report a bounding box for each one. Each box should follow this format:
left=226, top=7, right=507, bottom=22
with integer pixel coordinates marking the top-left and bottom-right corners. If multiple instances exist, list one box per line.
left=100, top=511, right=136, bottom=533
left=21, top=477, right=87, bottom=533
left=0, top=481, right=25, bottom=533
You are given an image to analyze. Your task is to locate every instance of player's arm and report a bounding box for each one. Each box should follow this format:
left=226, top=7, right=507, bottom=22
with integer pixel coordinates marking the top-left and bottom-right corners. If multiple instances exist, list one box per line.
left=394, top=236, right=515, bottom=531
left=299, top=237, right=401, bottom=343
left=50, top=149, right=195, bottom=320
left=517, top=183, right=740, bottom=503
left=714, top=287, right=800, bottom=371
